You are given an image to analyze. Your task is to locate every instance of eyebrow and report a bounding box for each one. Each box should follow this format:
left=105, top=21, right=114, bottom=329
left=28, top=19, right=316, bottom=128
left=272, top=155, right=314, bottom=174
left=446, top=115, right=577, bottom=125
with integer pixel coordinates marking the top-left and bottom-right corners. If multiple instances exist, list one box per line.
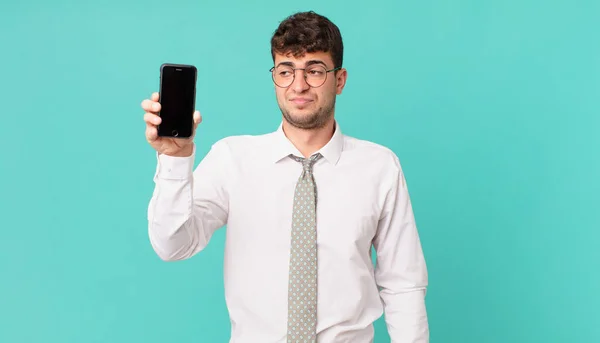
left=276, top=59, right=328, bottom=68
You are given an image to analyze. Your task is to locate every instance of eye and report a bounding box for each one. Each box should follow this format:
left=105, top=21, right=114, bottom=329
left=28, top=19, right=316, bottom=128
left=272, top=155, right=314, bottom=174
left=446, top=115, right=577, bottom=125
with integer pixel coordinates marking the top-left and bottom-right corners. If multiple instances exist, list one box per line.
left=277, top=68, right=294, bottom=77
left=307, top=68, right=325, bottom=76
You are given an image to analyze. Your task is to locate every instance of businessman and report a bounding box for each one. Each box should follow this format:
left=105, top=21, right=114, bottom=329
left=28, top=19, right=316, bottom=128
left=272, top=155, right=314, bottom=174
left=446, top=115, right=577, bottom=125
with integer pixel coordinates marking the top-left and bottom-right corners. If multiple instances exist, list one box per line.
left=142, top=10, right=429, bottom=343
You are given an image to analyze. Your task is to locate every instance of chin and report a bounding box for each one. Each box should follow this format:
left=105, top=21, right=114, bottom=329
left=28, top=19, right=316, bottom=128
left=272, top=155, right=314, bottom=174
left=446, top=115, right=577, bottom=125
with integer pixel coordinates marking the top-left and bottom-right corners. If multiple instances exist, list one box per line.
left=283, top=110, right=331, bottom=130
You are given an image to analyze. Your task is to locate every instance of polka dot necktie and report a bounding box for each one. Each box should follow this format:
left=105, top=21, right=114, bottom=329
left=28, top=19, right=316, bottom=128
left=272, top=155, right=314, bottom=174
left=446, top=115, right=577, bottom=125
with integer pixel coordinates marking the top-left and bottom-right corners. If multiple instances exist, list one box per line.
left=287, top=153, right=322, bottom=343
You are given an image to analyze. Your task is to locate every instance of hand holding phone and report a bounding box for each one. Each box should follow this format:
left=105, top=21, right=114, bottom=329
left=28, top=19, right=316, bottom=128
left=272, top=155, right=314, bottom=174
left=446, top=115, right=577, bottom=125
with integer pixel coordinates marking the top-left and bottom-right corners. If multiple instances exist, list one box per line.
left=141, top=63, right=201, bottom=157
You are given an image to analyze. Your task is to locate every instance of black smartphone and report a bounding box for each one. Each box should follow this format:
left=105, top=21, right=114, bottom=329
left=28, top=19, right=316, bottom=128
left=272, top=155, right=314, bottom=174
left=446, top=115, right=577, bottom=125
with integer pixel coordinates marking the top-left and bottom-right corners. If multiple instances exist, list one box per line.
left=157, top=63, right=197, bottom=138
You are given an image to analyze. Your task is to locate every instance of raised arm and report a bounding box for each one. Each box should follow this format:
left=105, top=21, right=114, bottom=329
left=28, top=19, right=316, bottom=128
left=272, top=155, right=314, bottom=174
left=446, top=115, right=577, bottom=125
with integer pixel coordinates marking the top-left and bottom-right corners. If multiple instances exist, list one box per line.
left=141, top=92, right=230, bottom=261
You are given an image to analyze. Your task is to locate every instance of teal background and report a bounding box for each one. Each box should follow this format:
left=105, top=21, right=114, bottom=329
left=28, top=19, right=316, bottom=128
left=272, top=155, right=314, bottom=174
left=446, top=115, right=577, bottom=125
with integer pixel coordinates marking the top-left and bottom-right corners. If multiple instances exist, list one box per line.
left=1, top=0, right=598, bottom=342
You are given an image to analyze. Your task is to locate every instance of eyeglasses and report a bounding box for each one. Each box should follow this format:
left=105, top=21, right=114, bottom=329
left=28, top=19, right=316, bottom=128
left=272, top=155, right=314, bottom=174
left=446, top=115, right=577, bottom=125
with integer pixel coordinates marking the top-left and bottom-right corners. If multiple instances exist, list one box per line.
left=269, top=64, right=341, bottom=88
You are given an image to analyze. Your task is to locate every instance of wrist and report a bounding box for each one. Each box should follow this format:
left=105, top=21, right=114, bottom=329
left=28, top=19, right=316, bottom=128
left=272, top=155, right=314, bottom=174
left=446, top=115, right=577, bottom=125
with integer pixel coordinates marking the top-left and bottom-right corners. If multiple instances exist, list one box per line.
left=156, top=144, right=195, bottom=180
left=162, top=144, right=194, bottom=157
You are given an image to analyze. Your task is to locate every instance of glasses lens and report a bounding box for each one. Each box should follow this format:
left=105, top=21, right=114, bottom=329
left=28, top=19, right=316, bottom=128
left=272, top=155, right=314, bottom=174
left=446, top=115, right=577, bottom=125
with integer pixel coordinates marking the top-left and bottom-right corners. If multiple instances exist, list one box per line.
left=305, top=65, right=327, bottom=87
left=273, top=66, right=294, bottom=87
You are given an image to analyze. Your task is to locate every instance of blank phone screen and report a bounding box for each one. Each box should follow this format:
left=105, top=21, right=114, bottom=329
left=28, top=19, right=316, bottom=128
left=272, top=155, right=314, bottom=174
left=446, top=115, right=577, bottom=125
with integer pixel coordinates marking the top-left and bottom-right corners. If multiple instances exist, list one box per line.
left=158, top=65, right=196, bottom=138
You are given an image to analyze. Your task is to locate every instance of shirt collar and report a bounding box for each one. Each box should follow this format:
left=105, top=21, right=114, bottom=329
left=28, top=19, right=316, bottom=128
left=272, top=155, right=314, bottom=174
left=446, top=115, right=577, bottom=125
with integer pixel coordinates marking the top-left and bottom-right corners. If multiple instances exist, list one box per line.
left=270, top=120, right=344, bottom=165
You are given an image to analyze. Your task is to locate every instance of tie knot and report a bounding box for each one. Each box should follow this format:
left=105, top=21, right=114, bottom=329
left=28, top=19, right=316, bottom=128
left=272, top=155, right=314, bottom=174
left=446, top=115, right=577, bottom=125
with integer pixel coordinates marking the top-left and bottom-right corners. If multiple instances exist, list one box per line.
left=290, top=153, right=322, bottom=173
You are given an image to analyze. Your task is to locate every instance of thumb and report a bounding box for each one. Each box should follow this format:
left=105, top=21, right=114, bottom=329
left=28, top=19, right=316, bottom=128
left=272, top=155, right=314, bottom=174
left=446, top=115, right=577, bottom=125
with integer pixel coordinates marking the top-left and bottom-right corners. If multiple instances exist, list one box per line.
left=191, top=111, right=202, bottom=138
left=193, top=110, right=202, bottom=126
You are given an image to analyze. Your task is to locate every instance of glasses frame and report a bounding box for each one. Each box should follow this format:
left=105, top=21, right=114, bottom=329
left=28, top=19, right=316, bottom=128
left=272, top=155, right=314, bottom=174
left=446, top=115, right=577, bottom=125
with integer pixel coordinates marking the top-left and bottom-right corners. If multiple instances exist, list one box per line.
left=269, top=65, right=342, bottom=88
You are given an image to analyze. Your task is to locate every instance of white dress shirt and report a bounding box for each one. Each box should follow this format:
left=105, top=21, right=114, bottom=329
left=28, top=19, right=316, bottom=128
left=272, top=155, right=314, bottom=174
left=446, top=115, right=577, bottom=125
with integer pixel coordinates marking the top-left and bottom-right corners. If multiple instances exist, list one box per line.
left=147, top=121, right=429, bottom=343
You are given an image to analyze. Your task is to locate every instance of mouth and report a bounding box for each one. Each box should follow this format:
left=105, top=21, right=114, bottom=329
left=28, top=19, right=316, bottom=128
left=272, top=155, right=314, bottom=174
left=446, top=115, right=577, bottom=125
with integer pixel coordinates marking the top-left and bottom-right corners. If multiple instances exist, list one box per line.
left=289, top=98, right=313, bottom=105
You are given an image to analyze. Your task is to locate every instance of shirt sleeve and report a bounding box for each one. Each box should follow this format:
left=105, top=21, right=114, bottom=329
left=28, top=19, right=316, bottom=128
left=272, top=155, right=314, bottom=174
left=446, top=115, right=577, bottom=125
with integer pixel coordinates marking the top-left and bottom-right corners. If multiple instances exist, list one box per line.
left=373, top=154, right=429, bottom=342
left=147, top=140, right=231, bottom=261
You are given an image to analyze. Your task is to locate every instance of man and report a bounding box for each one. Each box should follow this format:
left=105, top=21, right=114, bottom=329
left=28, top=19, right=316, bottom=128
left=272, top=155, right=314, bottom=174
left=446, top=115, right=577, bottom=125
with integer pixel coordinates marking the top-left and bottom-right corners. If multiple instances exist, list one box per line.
left=141, top=10, right=429, bottom=343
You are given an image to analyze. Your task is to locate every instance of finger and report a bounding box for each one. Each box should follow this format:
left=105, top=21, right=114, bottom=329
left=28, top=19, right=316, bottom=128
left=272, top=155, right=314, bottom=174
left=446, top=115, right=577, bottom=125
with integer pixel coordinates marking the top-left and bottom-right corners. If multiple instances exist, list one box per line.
left=146, top=125, right=158, bottom=142
left=141, top=99, right=161, bottom=113
left=152, top=92, right=159, bottom=101
left=141, top=99, right=153, bottom=112
left=144, top=112, right=161, bottom=126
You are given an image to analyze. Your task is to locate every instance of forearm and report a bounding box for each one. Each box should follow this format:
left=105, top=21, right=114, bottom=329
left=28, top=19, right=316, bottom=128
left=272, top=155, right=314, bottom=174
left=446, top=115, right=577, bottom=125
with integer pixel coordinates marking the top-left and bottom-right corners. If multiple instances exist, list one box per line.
left=148, top=175, right=206, bottom=261
left=147, top=145, right=228, bottom=261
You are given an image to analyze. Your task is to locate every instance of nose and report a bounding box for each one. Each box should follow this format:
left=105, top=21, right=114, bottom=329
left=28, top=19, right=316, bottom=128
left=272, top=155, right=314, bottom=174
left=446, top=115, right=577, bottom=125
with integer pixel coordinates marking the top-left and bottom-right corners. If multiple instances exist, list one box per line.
left=290, top=69, right=310, bottom=92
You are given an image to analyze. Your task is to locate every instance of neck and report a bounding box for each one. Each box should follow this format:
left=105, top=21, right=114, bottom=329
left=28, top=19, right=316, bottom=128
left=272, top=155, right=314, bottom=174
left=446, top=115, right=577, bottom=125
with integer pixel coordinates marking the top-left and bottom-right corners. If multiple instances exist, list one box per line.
left=282, top=117, right=335, bottom=158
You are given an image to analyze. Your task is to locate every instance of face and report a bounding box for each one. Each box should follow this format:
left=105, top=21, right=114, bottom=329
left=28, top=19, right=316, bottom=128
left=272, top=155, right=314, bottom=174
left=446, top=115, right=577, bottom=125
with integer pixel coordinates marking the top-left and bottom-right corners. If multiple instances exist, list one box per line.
left=272, top=51, right=347, bottom=130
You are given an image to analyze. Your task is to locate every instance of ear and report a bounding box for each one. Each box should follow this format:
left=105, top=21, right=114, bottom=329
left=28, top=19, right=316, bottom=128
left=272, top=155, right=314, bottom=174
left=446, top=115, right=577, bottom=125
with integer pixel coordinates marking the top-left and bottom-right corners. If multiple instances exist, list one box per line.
left=335, top=68, right=348, bottom=95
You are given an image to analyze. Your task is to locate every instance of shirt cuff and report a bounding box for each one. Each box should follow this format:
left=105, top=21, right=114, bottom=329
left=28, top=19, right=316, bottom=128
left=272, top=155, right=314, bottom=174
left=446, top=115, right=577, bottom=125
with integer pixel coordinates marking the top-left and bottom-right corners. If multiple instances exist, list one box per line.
left=154, top=144, right=196, bottom=180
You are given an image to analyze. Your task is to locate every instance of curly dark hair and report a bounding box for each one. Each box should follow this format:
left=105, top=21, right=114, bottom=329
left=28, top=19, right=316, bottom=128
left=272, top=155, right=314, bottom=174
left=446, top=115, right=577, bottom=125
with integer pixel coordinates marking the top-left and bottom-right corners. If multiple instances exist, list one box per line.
left=270, top=11, right=343, bottom=69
